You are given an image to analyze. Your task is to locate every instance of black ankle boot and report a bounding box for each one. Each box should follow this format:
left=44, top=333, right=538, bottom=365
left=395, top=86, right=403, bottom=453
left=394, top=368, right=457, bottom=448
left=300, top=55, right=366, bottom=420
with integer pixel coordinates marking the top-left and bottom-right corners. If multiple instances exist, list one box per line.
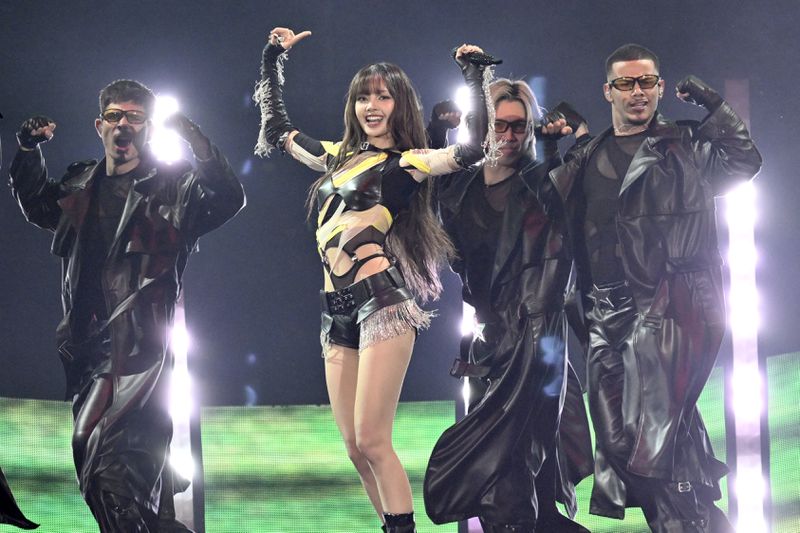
left=383, top=512, right=416, bottom=533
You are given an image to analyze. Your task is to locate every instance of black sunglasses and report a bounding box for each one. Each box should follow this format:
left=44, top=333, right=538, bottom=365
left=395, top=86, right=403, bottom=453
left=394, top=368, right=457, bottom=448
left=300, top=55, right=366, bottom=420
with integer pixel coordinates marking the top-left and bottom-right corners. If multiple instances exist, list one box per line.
left=607, top=74, right=661, bottom=91
left=494, top=119, right=528, bottom=134
left=100, top=108, right=148, bottom=125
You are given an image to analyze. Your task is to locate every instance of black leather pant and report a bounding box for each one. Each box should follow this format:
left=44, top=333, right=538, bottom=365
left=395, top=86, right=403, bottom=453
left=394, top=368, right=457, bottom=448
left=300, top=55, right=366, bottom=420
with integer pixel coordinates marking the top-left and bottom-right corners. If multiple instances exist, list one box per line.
left=586, top=283, right=732, bottom=533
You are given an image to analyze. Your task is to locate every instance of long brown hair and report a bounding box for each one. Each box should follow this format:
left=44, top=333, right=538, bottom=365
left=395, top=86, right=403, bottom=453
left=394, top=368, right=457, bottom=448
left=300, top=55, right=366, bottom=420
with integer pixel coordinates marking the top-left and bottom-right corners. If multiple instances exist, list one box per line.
left=307, top=63, right=454, bottom=302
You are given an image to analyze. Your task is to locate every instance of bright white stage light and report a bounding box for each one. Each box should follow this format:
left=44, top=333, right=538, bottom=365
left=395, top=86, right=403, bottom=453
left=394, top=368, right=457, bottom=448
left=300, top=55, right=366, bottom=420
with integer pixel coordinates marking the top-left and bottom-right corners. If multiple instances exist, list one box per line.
left=728, top=285, right=760, bottom=334
left=168, top=299, right=196, bottom=526
left=725, top=179, right=766, bottom=532
left=460, top=302, right=476, bottom=337
left=735, top=468, right=768, bottom=533
left=150, top=95, right=185, bottom=163
left=461, top=378, right=471, bottom=415
left=171, top=451, right=196, bottom=480
left=460, top=302, right=477, bottom=413
left=454, top=85, right=471, bottom=143
left=731, top=365, right=763, bottom=424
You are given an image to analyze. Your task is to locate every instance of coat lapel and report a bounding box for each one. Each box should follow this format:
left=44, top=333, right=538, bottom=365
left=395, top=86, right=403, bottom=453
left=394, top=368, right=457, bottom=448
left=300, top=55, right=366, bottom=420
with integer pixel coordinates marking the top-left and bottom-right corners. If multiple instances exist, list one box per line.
left=619, top=114, right=682, bottom=195
left=57, top=162, right=103, bottom=232
left=110, top=165, right=158, bottom=256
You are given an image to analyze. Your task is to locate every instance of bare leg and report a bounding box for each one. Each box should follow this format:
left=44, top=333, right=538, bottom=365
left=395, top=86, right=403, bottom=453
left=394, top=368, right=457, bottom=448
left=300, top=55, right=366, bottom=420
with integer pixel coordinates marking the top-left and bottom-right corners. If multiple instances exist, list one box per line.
left=325, top=344, right=385, bottom=518
left=355, top=330, right=415, bottom=514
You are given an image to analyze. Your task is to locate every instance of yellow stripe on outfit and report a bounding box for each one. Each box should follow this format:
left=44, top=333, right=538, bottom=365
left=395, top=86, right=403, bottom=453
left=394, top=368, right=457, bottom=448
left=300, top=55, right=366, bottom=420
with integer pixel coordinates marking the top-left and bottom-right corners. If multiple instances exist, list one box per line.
left=332, top=153, right=388, bottom=188
left=320, top=141, right=342, bottom=157
left=316, top=224, right=347, bottom=249
left=400, top=150, right=432, bottom=174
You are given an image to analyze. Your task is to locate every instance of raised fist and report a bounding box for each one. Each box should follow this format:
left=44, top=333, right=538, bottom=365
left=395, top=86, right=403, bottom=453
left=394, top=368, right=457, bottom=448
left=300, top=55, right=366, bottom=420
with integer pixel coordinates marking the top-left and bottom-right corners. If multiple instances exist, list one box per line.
left=165, top=112, right=211, bottom=160
left=17, top=115, right=56, bottom=150
left=431, top=100, right=462, bottom=129
left=676, top=75, right=723, bottom=112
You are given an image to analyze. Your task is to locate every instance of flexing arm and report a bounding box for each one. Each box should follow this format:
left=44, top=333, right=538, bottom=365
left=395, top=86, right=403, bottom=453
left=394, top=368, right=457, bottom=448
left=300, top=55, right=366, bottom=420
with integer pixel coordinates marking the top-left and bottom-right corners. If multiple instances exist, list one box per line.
left=9, top=116, right=62, bottom=230
left=677, top=75, right=762, bottom=193
left=167, top=112, right=245, bottom=238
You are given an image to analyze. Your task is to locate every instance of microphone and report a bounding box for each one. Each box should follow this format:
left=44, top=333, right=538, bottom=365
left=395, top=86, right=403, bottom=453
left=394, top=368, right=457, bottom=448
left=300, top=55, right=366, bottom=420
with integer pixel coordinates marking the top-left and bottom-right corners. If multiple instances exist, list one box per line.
left=451, top=47, right=503, bottom=66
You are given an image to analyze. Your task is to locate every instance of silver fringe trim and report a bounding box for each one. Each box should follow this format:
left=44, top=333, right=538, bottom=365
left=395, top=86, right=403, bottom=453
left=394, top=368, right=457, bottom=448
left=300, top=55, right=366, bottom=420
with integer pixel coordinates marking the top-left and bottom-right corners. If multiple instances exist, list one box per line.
left=360, top=299, right=433, bottom=351
left=319, top=300, right=433, bottom=357
left=252, top=51, right=288, bottom=158
left=481, top=66, right=504, bottom=167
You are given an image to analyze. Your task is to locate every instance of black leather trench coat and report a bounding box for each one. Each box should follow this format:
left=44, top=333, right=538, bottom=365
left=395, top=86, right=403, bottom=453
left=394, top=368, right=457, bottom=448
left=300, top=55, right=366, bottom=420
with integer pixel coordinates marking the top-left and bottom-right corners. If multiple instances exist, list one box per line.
left=0, top=467, right=37, bottom=529
left=424, top=154, right=593, bottom=524
left=9, top=145, right=244, bottom=521
left=549, top=103, right=762, bottom=516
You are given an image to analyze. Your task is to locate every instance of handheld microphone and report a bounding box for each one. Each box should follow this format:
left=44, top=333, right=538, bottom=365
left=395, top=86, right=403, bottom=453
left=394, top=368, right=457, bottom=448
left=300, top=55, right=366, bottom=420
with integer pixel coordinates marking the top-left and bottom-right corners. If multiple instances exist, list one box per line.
left=451, top=48, right=503, bottom=66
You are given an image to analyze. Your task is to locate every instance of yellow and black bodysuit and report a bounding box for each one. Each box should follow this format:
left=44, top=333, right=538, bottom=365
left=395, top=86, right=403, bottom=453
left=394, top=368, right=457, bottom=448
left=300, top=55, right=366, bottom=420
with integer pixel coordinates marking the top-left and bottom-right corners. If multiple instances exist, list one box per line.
left=254, top=40, right=488, bottom=353
left=287, top=133, right=461, bottom=353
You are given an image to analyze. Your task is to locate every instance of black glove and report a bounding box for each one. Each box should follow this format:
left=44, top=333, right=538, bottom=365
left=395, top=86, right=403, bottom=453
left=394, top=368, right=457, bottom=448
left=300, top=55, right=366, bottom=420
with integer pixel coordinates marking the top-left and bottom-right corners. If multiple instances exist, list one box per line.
left=451, top=47, right=502, bottom=67
left=254, top=42, right=294, bottom=155
left=431, top=100, right=461, bottom=128
left=165, top=112, right=212, bottom=160
left=453, top=49, right=492, bottom=166
left=676, top=75, right=723, bottom=112
left=17, top=115, right=55, bottom=150
left=536, top=101, right=588, bottom=140
left=426, top=100, right=461, bottom=149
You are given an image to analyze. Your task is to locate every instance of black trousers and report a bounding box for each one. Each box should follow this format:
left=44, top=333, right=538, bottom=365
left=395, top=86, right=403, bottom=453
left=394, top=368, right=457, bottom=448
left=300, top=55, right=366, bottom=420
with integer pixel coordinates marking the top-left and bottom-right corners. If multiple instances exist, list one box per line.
left=586, top=283, right=732, bottom=533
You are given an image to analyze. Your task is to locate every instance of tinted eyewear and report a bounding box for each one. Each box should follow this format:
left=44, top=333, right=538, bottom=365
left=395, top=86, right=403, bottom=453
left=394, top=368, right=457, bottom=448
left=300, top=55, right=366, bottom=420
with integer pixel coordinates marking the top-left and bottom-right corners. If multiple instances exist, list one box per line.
left=101, top=109, right=148, bottom=125
left=494, top=119, right=528, bottom=134
left=607, top=74, right=661, bottom=91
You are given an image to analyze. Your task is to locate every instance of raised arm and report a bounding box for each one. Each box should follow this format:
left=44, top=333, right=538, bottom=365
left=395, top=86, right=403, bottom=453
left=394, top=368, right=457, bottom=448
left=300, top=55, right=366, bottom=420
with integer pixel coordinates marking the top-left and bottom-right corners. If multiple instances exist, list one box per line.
left=676, top=75, right=762, bottom=193
left=252, top=26, right=335, bottom=172
left=401, top=44, right=493, bottom=180
left=165, top=112, right=245, bottom=239
left=9, top=116, right=63, bottom=231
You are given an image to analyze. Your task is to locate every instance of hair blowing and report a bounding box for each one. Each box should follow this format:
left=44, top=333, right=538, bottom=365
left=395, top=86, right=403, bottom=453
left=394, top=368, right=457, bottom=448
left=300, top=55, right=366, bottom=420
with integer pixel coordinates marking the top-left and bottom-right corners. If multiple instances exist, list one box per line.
left=307, top=63, right=454, bottom=302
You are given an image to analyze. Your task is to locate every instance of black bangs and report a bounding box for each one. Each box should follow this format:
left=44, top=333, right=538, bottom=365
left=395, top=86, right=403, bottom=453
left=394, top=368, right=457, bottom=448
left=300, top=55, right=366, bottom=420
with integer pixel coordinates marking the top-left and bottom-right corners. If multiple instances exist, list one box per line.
left=352, top=63, right=406, bottom=97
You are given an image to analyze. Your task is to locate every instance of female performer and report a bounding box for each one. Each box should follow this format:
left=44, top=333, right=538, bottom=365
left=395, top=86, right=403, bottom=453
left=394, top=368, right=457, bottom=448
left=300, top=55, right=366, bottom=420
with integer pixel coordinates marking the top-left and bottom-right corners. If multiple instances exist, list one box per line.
left=254, top=27, right=490, bottom=532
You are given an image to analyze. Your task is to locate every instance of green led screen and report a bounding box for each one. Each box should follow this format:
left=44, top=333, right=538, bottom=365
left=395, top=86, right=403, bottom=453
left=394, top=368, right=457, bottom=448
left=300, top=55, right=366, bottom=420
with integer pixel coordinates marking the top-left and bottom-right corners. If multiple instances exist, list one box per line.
left=1, top=353, right=797, bottom=532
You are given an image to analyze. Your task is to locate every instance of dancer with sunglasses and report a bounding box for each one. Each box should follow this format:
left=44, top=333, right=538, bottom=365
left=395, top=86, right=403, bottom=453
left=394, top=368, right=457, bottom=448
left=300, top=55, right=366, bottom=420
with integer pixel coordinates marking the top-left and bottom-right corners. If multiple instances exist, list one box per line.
left=254, top=27, right=490, bottom=532
left=423, top=81, right=593, bottom=533
left=550, top=43, right=761, bottom=532
left=9, top=80, right=244, bottom=531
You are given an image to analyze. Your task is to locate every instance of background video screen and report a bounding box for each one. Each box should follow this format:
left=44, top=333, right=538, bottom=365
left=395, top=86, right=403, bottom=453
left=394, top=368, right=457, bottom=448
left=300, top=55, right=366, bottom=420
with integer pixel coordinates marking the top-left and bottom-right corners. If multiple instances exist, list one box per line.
left=1, top=353, right=797, bottom=532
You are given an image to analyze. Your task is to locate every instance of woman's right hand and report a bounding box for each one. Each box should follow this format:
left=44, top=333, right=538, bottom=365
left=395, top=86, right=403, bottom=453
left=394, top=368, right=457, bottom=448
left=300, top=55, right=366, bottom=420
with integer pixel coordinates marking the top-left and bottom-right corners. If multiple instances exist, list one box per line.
left=268, top=27, right=312, bottom=50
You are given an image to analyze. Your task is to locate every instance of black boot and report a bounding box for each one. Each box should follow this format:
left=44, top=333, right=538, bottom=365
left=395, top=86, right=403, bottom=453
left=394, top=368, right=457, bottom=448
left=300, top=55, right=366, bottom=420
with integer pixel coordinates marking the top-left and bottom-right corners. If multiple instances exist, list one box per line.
left=383, top=512, right=416, bottom=533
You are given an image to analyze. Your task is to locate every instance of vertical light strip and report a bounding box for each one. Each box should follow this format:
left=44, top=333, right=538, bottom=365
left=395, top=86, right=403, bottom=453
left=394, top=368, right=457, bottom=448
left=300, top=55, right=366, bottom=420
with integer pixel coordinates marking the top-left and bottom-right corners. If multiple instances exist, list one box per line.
left=169, top=296, right=195, bottom=528
left=460, top=302, right=476, bottom=414
left=726, top=181, right=766, bottom=533
left=454, top=86, right=471, bottom=144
